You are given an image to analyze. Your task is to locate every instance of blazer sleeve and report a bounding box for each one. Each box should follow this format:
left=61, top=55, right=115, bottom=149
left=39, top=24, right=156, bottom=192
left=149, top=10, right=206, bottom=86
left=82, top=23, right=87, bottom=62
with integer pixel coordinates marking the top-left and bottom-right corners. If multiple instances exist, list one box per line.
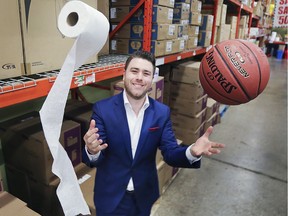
left=159, top=107, right=201, bottom=169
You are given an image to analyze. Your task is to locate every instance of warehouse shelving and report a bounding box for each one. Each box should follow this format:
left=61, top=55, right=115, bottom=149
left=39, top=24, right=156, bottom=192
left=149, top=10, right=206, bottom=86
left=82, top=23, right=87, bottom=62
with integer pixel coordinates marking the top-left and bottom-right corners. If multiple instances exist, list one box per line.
left=0, top=0, right=259, bottom=108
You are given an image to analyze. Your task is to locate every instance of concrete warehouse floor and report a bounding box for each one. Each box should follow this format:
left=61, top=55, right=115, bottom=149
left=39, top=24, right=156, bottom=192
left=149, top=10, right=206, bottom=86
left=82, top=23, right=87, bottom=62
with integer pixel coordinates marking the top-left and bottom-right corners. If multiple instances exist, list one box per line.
left=154, top=57, right=287, bottom=216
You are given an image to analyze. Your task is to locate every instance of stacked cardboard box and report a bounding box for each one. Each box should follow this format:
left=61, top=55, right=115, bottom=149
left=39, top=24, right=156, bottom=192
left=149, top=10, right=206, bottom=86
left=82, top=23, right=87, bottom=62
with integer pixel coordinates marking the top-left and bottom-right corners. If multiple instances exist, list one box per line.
left=156, top=139, right=182, bottom=195
left=226, top=16, right=238, bottom=40
left=174, top=0, right=202, bottom=50
left=239, top=15, right=249, bottom=39
left=204, top=97, right=221, bottom=131
left=0, top=1, right=24, bottom=79
left=64, top=100, right=93, bottom=149
left=110, top=0, right=175, bottom=57
left=201, top=0, right=235, bottom=43
left=5, top=163, right=92, bottom=216
left=0, top=1, right=109, bottom=79
left=0, top=113, right=84, bottom=215
left=158, top=64, right=173, bottom=105
left=18, top=0, right=99, bottom=75
left=79, top=168, right=97, bottom=215
left=0, top=191, right=40, bottom=215
left=170, top=61, right=208, bottom=144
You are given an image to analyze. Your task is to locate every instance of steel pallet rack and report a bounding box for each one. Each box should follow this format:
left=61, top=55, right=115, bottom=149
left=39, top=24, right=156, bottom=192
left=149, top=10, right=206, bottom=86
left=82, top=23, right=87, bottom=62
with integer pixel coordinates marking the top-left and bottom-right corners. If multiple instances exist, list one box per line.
left=1, top=0, right=258, bottom=109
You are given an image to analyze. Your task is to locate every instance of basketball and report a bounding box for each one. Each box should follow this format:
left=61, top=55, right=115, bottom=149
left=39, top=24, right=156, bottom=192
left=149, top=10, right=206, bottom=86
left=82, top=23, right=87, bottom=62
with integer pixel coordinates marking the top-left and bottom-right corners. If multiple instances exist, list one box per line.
left=199, top=39, right=270, bottom=105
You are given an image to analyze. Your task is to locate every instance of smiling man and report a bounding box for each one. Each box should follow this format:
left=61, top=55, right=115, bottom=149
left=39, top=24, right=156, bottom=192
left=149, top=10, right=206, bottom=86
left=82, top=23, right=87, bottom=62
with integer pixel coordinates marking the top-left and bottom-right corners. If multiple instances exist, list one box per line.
left=82, top=50, right=225, bottom=216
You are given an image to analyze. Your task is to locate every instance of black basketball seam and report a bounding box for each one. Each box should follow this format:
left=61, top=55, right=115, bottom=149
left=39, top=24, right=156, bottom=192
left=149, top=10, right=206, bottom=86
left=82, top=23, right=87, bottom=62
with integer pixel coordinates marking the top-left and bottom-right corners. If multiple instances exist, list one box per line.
left=237, top=40, right=262, bottom=95
left=215, top=44, right=252, bottom=101
left=201, top=63, right=241, bottom=104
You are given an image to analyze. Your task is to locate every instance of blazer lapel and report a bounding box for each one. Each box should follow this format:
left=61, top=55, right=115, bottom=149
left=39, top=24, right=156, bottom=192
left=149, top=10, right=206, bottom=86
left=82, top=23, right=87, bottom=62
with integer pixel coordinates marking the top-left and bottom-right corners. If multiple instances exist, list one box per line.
left=114, top=93, right=133, bottom=161
left=133, top=103, right=155, bottom=163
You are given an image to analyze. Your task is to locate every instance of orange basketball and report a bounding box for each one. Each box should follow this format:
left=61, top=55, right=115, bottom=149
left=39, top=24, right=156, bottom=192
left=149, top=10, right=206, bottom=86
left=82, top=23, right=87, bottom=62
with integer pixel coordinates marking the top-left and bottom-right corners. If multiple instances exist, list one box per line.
left=199, top=39, right=270, bottom=105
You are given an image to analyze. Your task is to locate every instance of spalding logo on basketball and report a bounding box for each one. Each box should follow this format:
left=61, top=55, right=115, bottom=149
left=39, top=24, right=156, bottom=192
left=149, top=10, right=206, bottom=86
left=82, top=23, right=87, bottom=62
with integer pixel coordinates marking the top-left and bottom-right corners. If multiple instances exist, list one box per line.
left=199, top=39, right=270, bottom=105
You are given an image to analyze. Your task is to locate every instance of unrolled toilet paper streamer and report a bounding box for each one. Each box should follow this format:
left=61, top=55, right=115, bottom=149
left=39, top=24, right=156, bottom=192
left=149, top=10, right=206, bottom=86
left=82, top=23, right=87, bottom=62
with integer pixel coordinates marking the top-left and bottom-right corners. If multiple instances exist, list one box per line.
left=39, top=1, right=109, bottom=215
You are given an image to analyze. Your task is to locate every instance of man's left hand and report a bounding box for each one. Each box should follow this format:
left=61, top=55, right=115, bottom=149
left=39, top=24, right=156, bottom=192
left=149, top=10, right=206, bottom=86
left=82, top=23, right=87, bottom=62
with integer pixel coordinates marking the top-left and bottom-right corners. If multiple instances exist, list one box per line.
left=190, top=126, right=225, bottom=157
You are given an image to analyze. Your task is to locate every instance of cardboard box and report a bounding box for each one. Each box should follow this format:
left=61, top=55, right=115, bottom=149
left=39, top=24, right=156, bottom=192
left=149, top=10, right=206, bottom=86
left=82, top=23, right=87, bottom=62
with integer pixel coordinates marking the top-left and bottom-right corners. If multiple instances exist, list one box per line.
left=201, top=4, right=221, bottom=26
left=2, top=120, right=82, bottom=184
left=64, top=106, right=93, bottom=149
left=175, top=0, right=190, bottom=3
left=152, top=24, right=178, bottom=40
left=110, top=39, right=166, bottom=57
left=204, top=111, right=221, bottom=131
left=6, top=163, right=91, bottom=216
left=187, top=36, right=198, bottom=49
left=0, top=191, right=27, bottom=215
left=190, top=0, right=202, bottom=12
left=110, top=0, right=139, bottom=6
left=110, top=6, right=144, bottom=22
left=189, top=12, right=202, bottom=25
left=170, top=82, right=205, bottom=101
left=0, top=1, right=25, bottom=79
left=110, top=76, right=164, bottom=103
left=154, top=0, right=176, bottom=8
left=165, top=39, right=183, bottom=55
left=19, top=0, right=98, bottom=75
left=171, top=61, right=201, bottom=85
left=111, top=0, right=175, bottom=7
left=216, top=24, right=231, bottom=43
left=112, top=22, right=187, bottom=41
left=157, top=161, right=173, bottom=194
left=97, top=0, right=110, bottom=56
left=198, top=30, right=212, bottom=47
left=65, top=99, right=93, bottom=113
left=79, top=168, right=97, bottom=216
left=153, top=6, right=174, bottom=24
left=170, top=94, right=208, bottom=116
left=173, top=3, right=190, bottom=20
left=0, top=1, right=24, bottom=79
left=220, top=4, right=227, bottom=25
left=171, top=108, right=207, bottom=131
left=187, top=25, right=199, bottom=37
left=111, top=5, right=174, bottom=24
left=226, top=16, right=238, bottom=40
left=17, top=206, right=41, bottom=216
left=178, top=38, right=186, bottom=52
left=173, top=121, right=205, bottom=144
left=173, top=19, right=190, bottom=25
left=200, top=15, right=214, bottom=31
left=206, top=97, right=220, bottom=120
left=0, top=191, right=41, bottom=215
left=112, top=23, right=144, bottom=39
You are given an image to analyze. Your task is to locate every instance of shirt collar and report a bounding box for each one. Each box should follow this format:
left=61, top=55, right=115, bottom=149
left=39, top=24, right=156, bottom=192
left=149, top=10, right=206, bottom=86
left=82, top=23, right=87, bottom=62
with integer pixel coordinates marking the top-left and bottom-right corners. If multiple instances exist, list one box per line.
left=123, top=90, right=150, bottom=110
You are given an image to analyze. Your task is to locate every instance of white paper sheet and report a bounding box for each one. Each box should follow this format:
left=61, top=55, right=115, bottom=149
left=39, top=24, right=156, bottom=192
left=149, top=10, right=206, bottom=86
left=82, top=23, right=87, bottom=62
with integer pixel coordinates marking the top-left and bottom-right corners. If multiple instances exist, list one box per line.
left=39, top=1, right=109, bottom=215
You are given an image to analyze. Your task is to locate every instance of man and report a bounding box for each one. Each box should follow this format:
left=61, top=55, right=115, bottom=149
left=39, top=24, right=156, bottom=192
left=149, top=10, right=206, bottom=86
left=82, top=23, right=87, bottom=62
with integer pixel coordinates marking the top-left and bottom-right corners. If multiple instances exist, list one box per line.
left=82, top=50, right=225, bottom=216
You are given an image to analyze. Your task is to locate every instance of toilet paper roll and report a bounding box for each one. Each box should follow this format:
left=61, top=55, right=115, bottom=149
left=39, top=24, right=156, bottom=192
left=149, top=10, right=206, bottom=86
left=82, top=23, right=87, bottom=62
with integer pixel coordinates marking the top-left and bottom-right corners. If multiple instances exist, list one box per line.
left=39, top=1, right=109, bottom=216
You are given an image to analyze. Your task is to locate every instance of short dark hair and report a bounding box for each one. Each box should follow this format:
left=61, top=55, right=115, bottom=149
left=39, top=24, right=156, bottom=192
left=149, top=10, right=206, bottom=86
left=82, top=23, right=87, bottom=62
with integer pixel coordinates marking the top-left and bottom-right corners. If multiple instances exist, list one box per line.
left=124, top=50, right=156, bottom=73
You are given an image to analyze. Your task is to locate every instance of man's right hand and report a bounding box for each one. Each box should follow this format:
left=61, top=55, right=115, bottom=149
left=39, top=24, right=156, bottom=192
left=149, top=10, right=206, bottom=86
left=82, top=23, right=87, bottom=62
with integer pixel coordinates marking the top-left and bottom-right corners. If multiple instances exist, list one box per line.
left=83, top=119, right=108, bottom=155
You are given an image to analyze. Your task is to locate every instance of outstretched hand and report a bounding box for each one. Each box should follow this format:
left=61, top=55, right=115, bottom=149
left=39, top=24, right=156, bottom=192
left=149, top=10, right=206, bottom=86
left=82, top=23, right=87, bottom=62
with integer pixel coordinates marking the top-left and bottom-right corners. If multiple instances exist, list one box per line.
left=83, top=119, right=108, bottom=155
left=190, top=126, right=225, bottom=157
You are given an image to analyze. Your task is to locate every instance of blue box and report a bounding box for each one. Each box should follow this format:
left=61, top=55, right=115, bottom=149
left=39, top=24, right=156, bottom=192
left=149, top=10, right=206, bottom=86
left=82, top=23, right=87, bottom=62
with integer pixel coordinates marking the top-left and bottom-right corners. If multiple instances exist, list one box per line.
left=200, top=15, right=214, bottom=31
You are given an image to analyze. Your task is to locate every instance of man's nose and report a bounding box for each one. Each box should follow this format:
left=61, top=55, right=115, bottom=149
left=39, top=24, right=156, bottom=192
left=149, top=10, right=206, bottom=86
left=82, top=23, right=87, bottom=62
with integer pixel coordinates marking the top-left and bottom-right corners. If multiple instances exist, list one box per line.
left=136, top=72, right=143, bottom=80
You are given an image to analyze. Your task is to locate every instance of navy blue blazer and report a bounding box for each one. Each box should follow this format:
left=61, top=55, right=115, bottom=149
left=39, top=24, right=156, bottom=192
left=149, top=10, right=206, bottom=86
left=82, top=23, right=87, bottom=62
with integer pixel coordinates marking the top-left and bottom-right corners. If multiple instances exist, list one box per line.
left=82, top=92, right=201, bottom=213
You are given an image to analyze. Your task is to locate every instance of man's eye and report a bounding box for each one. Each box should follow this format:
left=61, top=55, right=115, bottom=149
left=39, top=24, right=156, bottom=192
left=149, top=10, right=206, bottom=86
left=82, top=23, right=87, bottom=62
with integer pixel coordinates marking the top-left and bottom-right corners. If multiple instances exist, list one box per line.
left=144, top=72, right=151, bottom=76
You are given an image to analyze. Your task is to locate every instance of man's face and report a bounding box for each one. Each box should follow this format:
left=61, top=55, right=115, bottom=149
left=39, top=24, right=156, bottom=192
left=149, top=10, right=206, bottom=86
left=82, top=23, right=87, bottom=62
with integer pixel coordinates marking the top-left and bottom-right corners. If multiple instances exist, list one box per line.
left=123, top=57, right=154, bottom=100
